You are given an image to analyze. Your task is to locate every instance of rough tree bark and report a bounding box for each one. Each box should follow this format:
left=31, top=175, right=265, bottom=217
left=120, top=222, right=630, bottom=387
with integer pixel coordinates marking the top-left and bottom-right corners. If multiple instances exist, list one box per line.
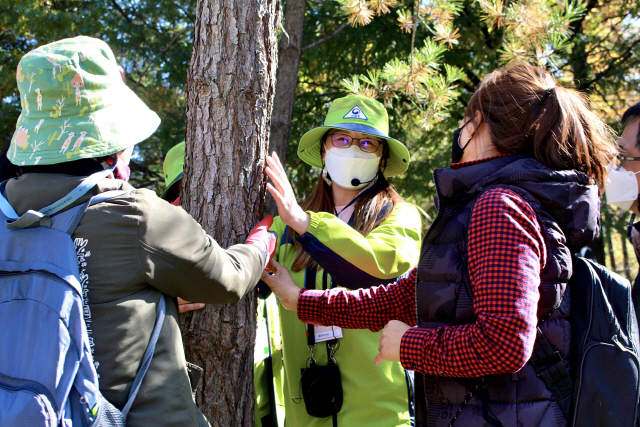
left=269, top=0, right=306, bottom=164
left=180, top=0, right=279, bottom=425
left=265, top=0, right=306, bottom=215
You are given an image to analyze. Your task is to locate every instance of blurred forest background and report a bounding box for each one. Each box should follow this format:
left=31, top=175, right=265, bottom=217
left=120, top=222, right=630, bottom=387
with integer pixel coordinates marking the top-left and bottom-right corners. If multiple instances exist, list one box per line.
left=1, top=0, right=639, bottom=277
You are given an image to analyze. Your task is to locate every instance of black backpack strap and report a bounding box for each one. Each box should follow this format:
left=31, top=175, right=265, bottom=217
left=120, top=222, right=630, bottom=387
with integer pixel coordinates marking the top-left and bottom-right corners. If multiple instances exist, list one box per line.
left=529, top=327, right=573, bottom=419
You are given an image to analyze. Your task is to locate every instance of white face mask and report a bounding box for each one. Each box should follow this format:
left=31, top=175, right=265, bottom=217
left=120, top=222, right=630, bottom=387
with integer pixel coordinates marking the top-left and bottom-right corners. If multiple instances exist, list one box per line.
left=324, top=144, right=381, bottom=190
left=605, top=165, right=640, bottom=211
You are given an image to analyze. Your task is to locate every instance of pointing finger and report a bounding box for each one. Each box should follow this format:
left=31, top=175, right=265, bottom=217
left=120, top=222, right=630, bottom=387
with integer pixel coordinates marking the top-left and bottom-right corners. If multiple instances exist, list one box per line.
left=374, top=352, right=383, bottom=366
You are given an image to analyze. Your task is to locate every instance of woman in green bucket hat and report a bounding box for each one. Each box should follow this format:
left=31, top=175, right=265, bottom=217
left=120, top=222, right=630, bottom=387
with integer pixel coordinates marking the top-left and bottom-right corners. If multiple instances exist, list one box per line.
left=1, top=36, right=276, bottom=427
left=259, top=95, right=423, bottom=427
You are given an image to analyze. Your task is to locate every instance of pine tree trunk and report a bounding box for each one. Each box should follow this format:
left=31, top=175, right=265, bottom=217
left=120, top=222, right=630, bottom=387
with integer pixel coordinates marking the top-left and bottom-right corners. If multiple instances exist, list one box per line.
left=265, top=0, right=305, bottom=215
left=180, top=0, right=279, bottom=425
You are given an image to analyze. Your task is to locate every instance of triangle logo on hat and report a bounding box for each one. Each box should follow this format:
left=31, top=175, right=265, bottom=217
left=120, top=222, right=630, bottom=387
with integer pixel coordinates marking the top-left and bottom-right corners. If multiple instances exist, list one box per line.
left=343, top=105, right=368, bottom=120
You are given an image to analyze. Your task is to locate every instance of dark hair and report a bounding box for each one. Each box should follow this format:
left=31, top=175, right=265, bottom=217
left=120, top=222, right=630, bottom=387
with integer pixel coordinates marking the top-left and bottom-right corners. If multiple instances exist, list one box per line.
left=163, top=181, right=181, bottom=204
left=0, top=144, right=20, bottom=181
left=19, top=158, right=106, bottom=176
left=621, top=102, right=640, bottom=149
left=2, top=135, right=115, bottom=178
left=465, top=62, right=617, bottom=186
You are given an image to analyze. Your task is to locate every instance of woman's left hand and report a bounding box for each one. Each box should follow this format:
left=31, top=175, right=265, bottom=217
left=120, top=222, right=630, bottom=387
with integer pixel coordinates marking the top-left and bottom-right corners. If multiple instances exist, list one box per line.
left=265, top=152, right=310, bottom=235
left=260, top=259, right=301, bottom=311
left=374, top=320, right=412, bottom=365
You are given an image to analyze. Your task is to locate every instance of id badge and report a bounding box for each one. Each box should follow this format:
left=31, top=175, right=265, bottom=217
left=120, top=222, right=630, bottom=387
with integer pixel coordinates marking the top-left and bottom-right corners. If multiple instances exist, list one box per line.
left=254, top=317, right=270, bottom=363
left=313, top=325, right=343, bottom=343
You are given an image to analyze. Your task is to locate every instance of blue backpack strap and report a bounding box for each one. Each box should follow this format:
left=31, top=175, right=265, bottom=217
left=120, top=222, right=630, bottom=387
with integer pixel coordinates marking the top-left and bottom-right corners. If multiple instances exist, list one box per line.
left=88, top=189, right=131, bottom=207
left=121, top=294, right=166, bottom=418
left=0, top=162, right=117, bottom=231
left=0, top=180, right=20, bottom=220
left=46, top=189, right=132, bottom=236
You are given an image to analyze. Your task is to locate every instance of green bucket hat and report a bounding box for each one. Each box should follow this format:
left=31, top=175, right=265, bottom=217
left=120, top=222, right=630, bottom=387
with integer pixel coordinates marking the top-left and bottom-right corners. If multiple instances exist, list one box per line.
left=161, top=141, right=185, bottom=200
left=297, top=95, right=410, bottom=177
left=8, top=35, right=160, bottom=166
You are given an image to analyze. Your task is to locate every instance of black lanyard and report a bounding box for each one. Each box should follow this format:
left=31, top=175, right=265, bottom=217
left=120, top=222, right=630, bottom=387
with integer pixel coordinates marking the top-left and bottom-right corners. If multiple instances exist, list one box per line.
left=305, top=265, right=318, bottom=347
left=333, top=182, right=375, bottom=218
left=304, top=266, right=338, bottom=348
left=334, top=196, right=359, bottom=218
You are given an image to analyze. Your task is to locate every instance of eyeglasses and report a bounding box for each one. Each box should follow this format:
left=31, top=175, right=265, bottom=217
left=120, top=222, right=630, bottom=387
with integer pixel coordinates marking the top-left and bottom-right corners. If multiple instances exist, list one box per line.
left=328, top=133, right=382, bottom=153
left=619, top=153, right=640, bottom=162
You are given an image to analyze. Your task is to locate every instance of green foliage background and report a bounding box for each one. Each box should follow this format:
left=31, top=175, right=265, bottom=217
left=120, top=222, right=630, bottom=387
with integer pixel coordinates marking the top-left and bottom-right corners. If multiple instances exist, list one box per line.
left=0, top=0, right=194, bottom=187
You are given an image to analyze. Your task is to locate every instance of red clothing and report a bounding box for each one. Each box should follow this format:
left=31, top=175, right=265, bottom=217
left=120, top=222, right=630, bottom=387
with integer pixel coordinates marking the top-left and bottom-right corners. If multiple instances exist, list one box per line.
left=298, top=166, right=546, bottom=378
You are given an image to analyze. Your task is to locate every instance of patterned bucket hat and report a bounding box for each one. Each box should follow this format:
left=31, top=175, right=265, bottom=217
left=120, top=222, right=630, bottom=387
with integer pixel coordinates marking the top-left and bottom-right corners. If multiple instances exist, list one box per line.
left=8, top=36, right=160, bottom=166
left=297, top=95, right=410, bottom=177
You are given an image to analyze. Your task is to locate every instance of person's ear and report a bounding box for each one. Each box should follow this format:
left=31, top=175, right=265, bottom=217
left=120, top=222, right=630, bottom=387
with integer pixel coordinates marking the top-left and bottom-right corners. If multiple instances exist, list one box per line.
left=466, top=111, right=483, bottom=138
left=474, top=110, right=483, bottom=124
left=464, top=110, right=485, bottom=145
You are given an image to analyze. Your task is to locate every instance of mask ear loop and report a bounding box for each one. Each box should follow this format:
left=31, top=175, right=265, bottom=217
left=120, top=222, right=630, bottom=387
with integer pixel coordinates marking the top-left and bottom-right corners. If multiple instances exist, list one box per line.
left=322, top=167, right=333, bottom=187
left=462, top=117, right=484, bottom=149
left=320, top=138, right=333, bottom=187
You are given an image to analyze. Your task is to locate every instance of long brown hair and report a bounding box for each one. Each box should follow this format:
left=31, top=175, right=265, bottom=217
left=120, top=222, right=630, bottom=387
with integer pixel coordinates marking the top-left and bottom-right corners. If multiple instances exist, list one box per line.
left=287, top=136, right=405, bottom=272
left=465, top=62, right=617, bottom=186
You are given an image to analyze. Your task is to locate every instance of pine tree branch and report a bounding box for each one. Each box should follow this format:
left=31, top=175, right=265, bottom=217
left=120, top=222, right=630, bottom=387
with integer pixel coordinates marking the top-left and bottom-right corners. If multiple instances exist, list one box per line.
left=176, top=4, right=195, bottom=22
left=302, top=22, right=349, bottom=52
left=567, top=0, right=599, bottom=44
left=132, top=26, right=193, bottom=90
left=129, top=159, right=164, bottom=181
left=410, top=0, right=418, bottom=96
left=464, top=68, right=481, bottom=89
left=108, top=0, right=132, bottom=24
left=578, top=36, right=640, bottom=90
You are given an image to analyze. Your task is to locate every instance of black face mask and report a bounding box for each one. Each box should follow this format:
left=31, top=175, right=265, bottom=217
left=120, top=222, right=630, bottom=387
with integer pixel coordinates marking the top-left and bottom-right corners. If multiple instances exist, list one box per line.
left=451, top=118, right=481, bottom=164
left=451, top=127, right=466, bottom=164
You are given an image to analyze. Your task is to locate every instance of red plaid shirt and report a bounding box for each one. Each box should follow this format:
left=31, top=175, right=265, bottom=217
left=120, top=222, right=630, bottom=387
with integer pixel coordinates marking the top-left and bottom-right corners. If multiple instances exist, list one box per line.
left=298, top=158, right=546, bottom=378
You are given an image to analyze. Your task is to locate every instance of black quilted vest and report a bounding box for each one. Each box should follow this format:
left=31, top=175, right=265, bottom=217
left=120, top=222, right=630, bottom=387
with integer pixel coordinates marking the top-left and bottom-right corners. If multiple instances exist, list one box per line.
left=413, top=154, right=600, bottom=427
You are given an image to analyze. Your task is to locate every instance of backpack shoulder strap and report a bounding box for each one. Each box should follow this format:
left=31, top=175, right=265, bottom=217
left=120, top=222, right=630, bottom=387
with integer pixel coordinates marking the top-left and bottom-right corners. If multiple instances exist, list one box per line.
left=0, top=163, right=117, bottom=231
left=120, top=294, right=166, bottom=418
left=529, top=255, right=594, bottom=420
left=49, top=189, right=133, bottom=236
left=88, top=189, right=132, bottom=207
left=529, top=326, right=573, bottom=419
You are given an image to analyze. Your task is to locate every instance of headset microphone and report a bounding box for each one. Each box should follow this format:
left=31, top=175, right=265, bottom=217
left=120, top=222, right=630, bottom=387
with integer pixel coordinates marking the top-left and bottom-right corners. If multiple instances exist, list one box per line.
left=351, top=175, right=378, bottom=187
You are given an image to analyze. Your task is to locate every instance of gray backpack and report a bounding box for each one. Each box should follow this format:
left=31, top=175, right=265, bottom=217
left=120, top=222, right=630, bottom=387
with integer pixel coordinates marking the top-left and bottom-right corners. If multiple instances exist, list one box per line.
left=0, top=168, right=165, bottom=426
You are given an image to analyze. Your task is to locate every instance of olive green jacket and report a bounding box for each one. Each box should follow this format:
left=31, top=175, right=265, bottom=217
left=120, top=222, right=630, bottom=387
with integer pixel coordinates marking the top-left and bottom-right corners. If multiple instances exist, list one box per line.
left=5, top=173, right=267, bottom=427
